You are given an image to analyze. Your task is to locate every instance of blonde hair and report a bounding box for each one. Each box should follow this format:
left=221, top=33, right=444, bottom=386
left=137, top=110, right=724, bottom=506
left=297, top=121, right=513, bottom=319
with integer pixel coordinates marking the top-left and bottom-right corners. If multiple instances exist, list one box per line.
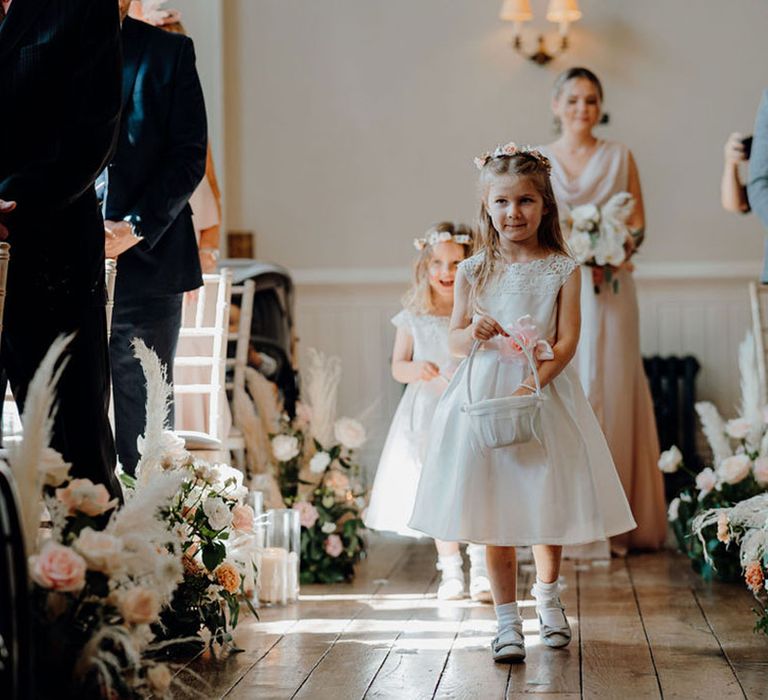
left=470, top=153, right=569, bottom=312
left=403, top=222, right=474, bottom=315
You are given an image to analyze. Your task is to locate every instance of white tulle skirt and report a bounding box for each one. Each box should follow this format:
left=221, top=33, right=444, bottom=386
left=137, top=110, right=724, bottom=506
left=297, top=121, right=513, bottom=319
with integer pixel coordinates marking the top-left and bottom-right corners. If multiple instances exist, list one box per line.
left=408, top=351, right=637, bottom=546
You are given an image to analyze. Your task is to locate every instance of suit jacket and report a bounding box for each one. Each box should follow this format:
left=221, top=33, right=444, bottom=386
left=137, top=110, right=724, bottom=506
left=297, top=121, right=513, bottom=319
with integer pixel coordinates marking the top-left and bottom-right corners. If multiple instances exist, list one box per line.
left=0, top=0, right=122, bottom=317
left=105, top=17, right=206, bottom=301
left=747, top=90, right=768, bottom=283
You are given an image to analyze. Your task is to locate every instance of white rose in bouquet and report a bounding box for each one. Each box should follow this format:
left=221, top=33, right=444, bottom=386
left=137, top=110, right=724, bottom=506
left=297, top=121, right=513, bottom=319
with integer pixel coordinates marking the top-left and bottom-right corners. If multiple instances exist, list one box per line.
left=695, top=467, right=717, bottom=499
left=667, top=497, right=680, bottom=521
left=334, top=417, right=367, bottom=450
left=658, top=445, right=683, bottom=473
left=568, top=232, right=593, bottom=263
left=752, top=456, right=768, bottom=486
left=203, top=496, right=233, bottom=531
left=39, top=447, right=72, bottom=487
left=73, top=527, right=124, bottom=574
left=570, top=203, right=600, bottom=231
left=718, top=454, right=752, bottom=485
left=272, top=434, right=300, bottom=462
left=310, top=451, right=332, bottom=474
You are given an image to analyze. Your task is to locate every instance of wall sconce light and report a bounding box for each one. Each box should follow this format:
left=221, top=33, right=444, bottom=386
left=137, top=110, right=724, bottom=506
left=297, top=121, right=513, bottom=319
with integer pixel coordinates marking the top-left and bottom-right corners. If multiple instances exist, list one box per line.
left=500, top=0, right=582, bottom=66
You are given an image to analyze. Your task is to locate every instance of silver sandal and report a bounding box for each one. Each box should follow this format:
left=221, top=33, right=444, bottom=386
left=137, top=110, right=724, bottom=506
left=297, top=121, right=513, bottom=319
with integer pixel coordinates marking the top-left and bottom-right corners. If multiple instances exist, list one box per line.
left=535, top=597, right=572, bottom=648
left=491, top=622, right=526, bottom=663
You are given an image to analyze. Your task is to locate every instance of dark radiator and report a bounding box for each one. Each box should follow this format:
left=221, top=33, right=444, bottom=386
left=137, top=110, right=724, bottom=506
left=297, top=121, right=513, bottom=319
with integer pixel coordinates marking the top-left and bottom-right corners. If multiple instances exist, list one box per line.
left=643, top=355, right=701, bottom=498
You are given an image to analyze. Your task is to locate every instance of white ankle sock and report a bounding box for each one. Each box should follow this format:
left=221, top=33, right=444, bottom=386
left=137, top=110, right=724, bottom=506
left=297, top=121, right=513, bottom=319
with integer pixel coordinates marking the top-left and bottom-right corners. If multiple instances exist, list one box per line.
left=495, top=601, right=521, bottom=629
left=531, top=578, right=566, bottom=628
left=437, top=553, right=463, bottom=576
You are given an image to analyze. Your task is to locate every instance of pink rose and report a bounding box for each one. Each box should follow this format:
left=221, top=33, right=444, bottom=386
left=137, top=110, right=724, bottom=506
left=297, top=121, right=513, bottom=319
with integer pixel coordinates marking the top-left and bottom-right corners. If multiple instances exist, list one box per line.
left=293, top=500, right=319, bottom=529
left=119, top=587, right=160, bottom=625
left=754, top=457, right=768, bottom=486
left=231, top=504, right=255, bottom=532
left=30, top=542, right=87, bottom=592
left=324, top=534, right=343, bottom=558
left=695, top=467, right=717, bottom=499
left=56, top=479, right=118, bottom=517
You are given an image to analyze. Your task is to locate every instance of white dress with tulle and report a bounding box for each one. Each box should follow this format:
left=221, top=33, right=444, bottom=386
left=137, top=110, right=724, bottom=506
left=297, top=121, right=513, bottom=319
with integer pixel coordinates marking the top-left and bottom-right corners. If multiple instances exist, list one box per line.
left=408, top=253, right=636, bottom=546
left=364, top=310, right=456, bottom=538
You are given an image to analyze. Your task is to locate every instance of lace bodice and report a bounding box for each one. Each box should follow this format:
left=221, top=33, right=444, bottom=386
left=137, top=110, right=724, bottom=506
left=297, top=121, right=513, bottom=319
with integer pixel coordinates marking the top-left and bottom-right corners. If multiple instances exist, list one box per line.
left=459, top=252, right=578, bottom=340
left=392, top=309, right=453, bottom=372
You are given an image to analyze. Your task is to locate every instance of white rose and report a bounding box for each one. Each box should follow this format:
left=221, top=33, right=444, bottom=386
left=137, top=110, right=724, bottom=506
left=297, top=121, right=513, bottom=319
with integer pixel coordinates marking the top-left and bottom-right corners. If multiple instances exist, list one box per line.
left=695, top=467, right=717, bottom=499
left=73, top=528, right=123, bottom=574
left=272, top=434, right=300, bottom=462
left=309, top=452, right=332, bottom=474
left=321, top=521, right=336, bottom=534
left=726, top=418, right=751, bottom=440
left=334, top=418, right=366, bottom=450
left=658, top=446, right=683, bottom=474
left=718, top=454, right=752, bottom=485
left=203, top=496, right=233, bottom=531
left=667, top=497, right=680, bottom=522
left=568, top=232, right=593, bottom=263
left=602, top=240, right=627, bottom=267
left=210, top=463, right=248, bottom=501
left=39, top=447, right=72, bottom=487
left=570, top=203, right=600, bottom=230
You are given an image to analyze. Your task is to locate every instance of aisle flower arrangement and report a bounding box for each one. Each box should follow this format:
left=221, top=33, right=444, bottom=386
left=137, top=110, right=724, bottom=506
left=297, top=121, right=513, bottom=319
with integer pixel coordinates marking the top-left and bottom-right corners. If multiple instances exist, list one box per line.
left=14, top=338, right=257, bottom=698
left=661, top=332, right=768, bottom=581
left=692, top=493, right=768, bottom=636
left=567, top=191, right=635, bottom=293
left=270, top=349, right=368, bottom=583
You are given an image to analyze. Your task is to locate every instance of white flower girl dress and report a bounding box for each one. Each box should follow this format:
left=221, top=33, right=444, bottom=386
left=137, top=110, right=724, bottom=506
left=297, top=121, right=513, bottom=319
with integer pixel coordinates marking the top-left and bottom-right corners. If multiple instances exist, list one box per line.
left=408, top=253, right=636, bottom=545
left=365, top=310, right=455, bottom=536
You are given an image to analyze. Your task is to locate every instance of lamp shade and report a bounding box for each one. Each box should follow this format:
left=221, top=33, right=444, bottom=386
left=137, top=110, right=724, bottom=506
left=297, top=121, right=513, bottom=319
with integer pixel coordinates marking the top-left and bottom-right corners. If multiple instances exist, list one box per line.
left=546, top=0, right=582, bottom=23
left=500, top=0, right=533, bottom=22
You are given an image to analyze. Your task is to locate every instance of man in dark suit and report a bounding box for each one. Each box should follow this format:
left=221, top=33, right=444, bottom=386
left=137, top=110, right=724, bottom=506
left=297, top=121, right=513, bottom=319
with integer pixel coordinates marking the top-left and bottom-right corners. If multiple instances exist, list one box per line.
left=0, top=0, right=123, bottom=497
left=105, top=0, right=206, bottom=475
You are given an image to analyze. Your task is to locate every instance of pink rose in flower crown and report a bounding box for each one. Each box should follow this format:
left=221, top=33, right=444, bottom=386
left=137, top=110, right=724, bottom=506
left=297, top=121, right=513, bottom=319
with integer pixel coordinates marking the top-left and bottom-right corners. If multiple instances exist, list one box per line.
left=293, top=500, right=319, bottom=528
left=56, top=478, right=118, bottom=516
left=324, top=534, right=343, bottom=558
left=30, top=542, right=87, bottom=592
left=498, top=315, right=554, bottom=365
left=753, top=456, right=768, bottom=486
left=231, top=504, right=255, bottom=532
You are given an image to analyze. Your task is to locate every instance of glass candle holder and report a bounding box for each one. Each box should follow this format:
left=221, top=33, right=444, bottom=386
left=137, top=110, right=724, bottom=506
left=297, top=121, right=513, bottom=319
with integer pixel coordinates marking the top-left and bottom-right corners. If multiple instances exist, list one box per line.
left=259, top=508, right=300, bottom=605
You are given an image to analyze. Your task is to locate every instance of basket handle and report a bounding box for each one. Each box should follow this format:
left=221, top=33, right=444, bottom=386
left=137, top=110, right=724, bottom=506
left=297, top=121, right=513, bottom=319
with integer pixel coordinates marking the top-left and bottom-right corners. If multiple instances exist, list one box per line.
left=465, top=333, right=542, bottom=405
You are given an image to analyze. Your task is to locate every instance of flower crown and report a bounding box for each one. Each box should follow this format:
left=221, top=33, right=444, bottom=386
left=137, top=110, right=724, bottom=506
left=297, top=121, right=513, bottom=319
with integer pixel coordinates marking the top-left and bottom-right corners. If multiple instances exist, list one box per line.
left=473, top=142, right=552, bottom=174
left=413, top=229, right=472, bottom=251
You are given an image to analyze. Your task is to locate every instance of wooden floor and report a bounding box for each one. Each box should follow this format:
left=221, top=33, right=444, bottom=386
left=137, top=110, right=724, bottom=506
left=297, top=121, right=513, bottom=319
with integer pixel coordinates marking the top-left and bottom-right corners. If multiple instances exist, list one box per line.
left=174, top=537, right=768, bottom=700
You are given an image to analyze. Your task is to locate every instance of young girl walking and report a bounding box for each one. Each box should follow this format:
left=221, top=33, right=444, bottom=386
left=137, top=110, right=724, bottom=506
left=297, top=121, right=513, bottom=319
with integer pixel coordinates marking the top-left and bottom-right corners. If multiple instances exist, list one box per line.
left=365, top=223, right=492, bottom=602
left=408, top=145, right=636, bottom=662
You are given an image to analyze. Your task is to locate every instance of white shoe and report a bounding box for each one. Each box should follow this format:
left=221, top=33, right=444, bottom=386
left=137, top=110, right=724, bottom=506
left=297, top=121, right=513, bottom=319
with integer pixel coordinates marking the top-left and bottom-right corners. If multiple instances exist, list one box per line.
left=436, top=555, right=465, bottom=600
left=492, top=621, right=526, bottom=663
left=534, top=596, right=572, bottom=648
left=469, top=572, right=493, bottom=603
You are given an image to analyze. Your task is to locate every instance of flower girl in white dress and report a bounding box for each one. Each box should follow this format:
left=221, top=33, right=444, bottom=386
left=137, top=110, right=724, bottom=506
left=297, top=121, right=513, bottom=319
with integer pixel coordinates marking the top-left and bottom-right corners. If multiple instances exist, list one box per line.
left=408, top=146, right=636, bottom=663
left=365, top=224, right=492, bottom=602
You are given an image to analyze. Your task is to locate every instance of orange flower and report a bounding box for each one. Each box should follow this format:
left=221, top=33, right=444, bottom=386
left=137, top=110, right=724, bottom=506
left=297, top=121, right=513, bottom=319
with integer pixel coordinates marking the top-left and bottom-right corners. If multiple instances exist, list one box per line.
left=716, top=512, right=730, bottom=544
left=745, top=561, right=765, bottom=593
left=215, top=561, right=241, bottom=594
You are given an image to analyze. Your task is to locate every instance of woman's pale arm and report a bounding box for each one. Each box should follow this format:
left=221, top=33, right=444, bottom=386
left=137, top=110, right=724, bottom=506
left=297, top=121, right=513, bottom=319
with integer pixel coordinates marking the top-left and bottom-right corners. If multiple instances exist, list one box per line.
left=721, top=132, right=750, bottom=213
left=626, top=150, right=646, bottom=247
left=516, top=268, right=581, bottom=395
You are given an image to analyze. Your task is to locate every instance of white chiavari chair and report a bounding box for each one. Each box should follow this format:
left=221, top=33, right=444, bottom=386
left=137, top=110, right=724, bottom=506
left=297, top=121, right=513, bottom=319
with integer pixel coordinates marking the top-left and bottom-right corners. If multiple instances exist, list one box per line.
left=173, top=269, right=232, bottom=460
left=750, top=281, right=768, bottom=404
left=225, top=279, right=255, bottom=468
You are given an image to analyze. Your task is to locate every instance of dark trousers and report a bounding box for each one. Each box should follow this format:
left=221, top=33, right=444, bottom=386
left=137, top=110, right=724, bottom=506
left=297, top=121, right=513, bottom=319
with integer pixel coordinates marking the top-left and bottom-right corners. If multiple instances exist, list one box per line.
left=110, top=292, right=182, bottom=475
left=1, top=297, right=122, bottom=499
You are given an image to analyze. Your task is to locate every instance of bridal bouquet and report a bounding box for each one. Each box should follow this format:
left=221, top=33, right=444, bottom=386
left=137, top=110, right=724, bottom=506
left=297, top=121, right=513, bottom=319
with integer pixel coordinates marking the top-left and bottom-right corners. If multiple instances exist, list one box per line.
left=567, top=191, right=636, bottom=293
left=661, top=332, right=768, bottom=582
left=270, top=349, right=368, bottom=583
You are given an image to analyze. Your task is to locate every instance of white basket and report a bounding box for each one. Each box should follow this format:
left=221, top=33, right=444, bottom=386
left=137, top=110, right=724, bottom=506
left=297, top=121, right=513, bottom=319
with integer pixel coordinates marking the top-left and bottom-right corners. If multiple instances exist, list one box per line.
left=461, top=336, right=543, bottom=450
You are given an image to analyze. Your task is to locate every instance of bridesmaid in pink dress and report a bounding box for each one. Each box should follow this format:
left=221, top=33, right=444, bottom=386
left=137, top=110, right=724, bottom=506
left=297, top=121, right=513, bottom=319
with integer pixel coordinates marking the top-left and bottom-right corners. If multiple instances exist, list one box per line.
left=539, top=67, right=667, bottom=555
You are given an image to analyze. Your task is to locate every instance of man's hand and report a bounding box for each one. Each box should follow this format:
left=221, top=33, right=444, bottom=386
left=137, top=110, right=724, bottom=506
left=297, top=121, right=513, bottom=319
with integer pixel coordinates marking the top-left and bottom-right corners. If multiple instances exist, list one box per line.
left=0, top=199, right=17, bottom=240
left=105, top=219, right=142, bottom=258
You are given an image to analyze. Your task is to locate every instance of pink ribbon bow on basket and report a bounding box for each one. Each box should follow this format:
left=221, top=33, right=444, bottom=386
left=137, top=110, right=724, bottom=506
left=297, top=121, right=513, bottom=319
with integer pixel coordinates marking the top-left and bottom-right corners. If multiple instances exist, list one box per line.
left=497, top=315, right=554, bottom=364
